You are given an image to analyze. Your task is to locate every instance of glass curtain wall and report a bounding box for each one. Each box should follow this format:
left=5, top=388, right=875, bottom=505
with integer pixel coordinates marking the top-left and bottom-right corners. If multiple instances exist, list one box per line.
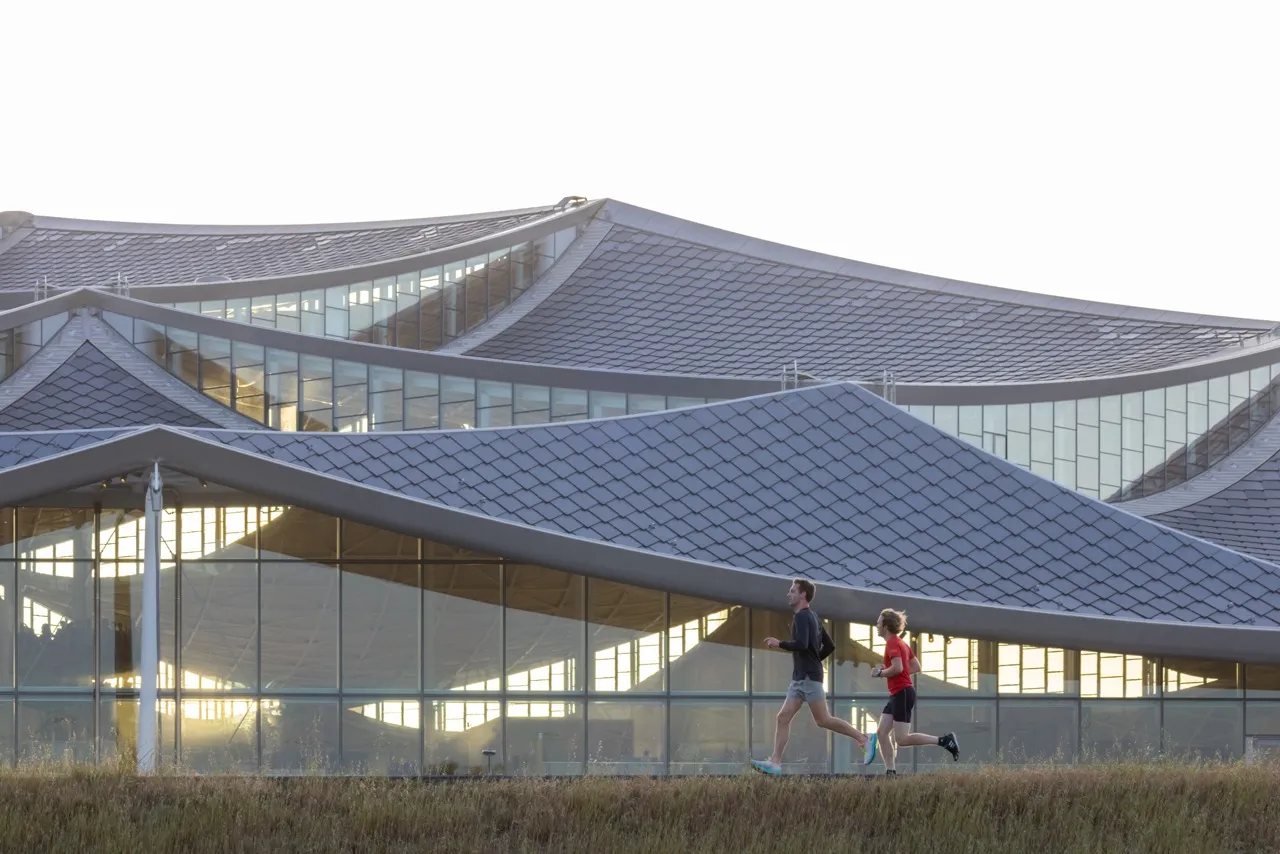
left=164, top=227, right=582, bottom=351
left=907, top=361, right=1280, bottom=501
left=0, top=501, right=1271, bottom=773
left=103, top=311, right=712, bottom=432
left=0, top=313, right=70, bottom=383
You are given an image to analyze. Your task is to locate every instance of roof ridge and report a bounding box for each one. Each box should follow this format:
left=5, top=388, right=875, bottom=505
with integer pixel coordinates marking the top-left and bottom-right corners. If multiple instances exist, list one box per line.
left=599, top=200, right=1277, bottom=331
left=17, top=201, right=570, bottom=237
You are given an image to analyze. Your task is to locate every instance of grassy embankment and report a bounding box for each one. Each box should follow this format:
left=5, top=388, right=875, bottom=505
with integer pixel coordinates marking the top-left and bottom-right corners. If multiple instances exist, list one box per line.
left=0, top=762, right=1275, bottom=853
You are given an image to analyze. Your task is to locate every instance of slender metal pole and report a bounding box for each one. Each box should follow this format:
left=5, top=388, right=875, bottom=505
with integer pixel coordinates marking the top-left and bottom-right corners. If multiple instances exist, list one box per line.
left=138, top=464, right=162, bottom=773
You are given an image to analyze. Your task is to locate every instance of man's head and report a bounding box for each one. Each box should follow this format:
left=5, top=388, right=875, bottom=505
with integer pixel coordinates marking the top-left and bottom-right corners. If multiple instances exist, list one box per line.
left=787, top=578, right=816, bottom=610
left=876, top=608, right=907, bottom=638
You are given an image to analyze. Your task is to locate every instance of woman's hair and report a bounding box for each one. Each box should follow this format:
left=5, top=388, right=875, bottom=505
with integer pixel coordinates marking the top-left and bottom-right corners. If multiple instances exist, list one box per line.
left=878, top=608, right=907, bottom=635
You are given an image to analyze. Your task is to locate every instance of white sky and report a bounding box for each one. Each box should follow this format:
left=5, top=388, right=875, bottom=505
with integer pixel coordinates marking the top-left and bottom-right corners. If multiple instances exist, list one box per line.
left=3, top=2, right=1277, bottom=320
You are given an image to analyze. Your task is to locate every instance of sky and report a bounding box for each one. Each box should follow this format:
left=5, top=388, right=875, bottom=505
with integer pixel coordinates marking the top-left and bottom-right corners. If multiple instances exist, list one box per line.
left=3, top=2, right=1277, bottom=320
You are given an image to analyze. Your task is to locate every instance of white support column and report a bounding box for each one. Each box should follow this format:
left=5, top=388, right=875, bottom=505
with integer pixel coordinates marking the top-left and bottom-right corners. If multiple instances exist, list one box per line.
left=138, top=463, right=162, bottom=773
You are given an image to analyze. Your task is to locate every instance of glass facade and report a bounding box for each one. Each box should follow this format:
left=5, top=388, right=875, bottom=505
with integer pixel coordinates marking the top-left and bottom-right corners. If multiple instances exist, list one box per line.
left=0, top=312, right=70, bottom=383
left=102, top=310, right=714, bottom=431
left=0, top=500, right=1271, bottom=773
left=163, top=227, right=582, bottom=351
left=908, top=361, right=1280, bottom=500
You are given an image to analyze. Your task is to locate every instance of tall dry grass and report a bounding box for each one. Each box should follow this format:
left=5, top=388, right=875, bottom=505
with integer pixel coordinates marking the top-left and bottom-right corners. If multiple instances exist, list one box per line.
left=0, top=762, right=1274, bottom=853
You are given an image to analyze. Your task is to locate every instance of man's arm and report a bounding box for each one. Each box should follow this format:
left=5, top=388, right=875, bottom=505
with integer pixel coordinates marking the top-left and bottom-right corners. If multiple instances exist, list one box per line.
left=777, top=612, right=812, bottom=652
left=909, top=655, right=921, bottom=675
left=878, top=655, right=905, bottom=678
left=817, top=625, right=835, bottom=661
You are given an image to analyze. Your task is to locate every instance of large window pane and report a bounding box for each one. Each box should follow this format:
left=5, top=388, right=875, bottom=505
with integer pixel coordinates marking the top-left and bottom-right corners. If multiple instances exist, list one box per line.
left=505, top=700, right=582, bottom=776
left=259, top=507, right=337, bottom=562
left=178, top=697, right=259, bottom=772
left=425, top=564, right=502, bottom=692
left=18, top=698, right=93, bottom=764
left=1163, top=658, right=1241, bottom=698
left=0, top=699, right=15, bottom=768
left=342, top=564, right=419, bottom=692
left=832, top=621, right=890, bottom=695
left=998, top=700, right=1079, bottom=763
left=668, top=596, right=746, bottom=694
left=18, top=558, right=93, bottom=688
left=589, top=579, right=665, bottom=693
left=0, top=561, right=14, bottom=688
left=917, top=699, right=997, bottom=769
left=426, top=697, right=502, bottom=775
left=752, top=698, right=828, bottom=774
left=505, top=565, right=582, bottom=693
left=752, top=608, right=829, bottom=693
left=342, top=701, right=420, bottom=775
left=1246, top=702, right=1280, bottom=738
left=262, top=699, right=339, bottom=773
left=832, top=698, right=893, bottom=772
left=180, top=561, right=257, bottom=690
left=261, top=562, right=338, bottom=690
left=1080, top=652, right=1159, bottom=698
left=586, top=700, right=665, bottom=775
left=997, top=644, right=1078, bottom=695
left=669, top=700, right=748, bottom=775
left=1246, top=664, right=1280, bottom=699
left=914, top=632, right=997, bottom=696
left=1163, top=700, right=1243, bottom=759
left=341, top=519, right=418, bottom=560
left=1081, top=701, right=1159, bottom=761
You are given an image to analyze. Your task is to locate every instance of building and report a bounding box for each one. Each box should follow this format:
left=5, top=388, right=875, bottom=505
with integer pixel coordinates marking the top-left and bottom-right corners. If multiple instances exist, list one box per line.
left=0, top=197, right=1276, bottom=775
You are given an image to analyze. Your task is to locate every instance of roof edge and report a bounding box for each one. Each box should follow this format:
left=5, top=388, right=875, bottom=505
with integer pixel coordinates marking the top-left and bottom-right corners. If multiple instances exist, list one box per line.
left=601, top=200, right=1278, bottom=331
left=16, top=199, right=577, bottom=236
left=0, top=427, right=1272, bottom=662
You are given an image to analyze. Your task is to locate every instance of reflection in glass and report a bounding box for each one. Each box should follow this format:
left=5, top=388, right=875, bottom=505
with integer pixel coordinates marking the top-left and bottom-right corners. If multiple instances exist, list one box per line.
left=831, top=621, right=889, bottom=695
left=667, top=596, right=746, bottom=694
left=669, top=701, right=748, bottom=775
left=588, top=579, right=665, bottom=693
left=1163, top=658, right=1241, bottom=698
left=751, top=699, right=828, bottom=774
left=505, top=565, right=582, bottom=693
left=586, top=701, right=665, bottom=775
left=998, top=701, right=1079, bottom=763
left=425, top=564, right=502, bottom=692
left=342, top=701, right=420, bottom=775
left=914, top=632, right=997, bottom=696
left=1080, top=652, right=1158, bottom=698
left=260, top=561, right=338, bottom=690
left=425, top=697, right=502, bottom=775
left=505, top=700, right=582, bottom=776
left=180, top=561, right=257, bottom=690
left=178, top=697, right=259, bottom=772
left=1080, top=701, right=1159, bottom=761
left=18, top=698, right=93, bottom=763
left=915, top=699, right=997, bottom=768
left=342, top=564, right=419, bottom=692
left=262, top=699, right=339, bottom=773
left=1163, top=701, right=1243, bottom=759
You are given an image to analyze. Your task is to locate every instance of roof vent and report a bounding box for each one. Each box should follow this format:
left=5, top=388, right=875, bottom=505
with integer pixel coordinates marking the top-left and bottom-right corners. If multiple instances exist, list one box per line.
left=193, top=274, right=233, bottom=284
left=554, top=196, right=588, bottom=212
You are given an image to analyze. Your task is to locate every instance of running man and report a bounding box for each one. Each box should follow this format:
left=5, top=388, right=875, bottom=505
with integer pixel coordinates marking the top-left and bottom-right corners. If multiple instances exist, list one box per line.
left=868, top=607, right=959, bottom=774
left=750, top=579, right=873, bottom=775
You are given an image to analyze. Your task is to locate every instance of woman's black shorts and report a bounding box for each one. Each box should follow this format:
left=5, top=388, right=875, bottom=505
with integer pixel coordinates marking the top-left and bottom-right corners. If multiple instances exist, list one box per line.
left=883, top=686, right=916, bottom=723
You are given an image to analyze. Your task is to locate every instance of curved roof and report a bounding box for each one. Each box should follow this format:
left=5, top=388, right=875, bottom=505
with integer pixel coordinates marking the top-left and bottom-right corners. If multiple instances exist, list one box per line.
left=1118, top=403, right=1280, bottom=565
left=0, top=309, right=260, bottom=431
left=0, top=383, right=1276, bottom=662
left=464, top=202, right=1277, bottom=383
left=0, top=203, right=563, bottom=291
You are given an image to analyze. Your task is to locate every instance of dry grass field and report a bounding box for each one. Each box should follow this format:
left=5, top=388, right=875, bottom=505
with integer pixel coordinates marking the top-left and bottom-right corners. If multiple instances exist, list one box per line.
left=0, top=763, right=1275, bottom=853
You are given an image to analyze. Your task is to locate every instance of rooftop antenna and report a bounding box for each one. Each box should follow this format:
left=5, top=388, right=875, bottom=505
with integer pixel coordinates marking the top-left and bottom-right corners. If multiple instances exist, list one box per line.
left=33, top=275, right=49, bottom=303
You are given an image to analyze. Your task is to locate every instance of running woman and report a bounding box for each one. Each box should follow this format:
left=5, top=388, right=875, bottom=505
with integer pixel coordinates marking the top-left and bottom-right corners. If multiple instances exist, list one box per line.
left=750, top=579, right=873, bottom=775
left=868, top=608, right=959, bottom=774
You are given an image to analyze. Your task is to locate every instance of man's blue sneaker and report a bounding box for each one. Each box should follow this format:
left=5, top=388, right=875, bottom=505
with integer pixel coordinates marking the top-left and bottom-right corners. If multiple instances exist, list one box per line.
left=750, top=758, right=782, bottom=776
left=863, top=733, right=878, bottom=766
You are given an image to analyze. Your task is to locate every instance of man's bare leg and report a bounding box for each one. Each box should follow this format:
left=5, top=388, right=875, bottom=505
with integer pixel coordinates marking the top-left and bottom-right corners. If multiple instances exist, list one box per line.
left=808, top=699, right=869, bottom=748
left=894, top=721, right=960, bottom=760
left=877, top=714, right=897, bottom=771
left=768, top=696, right=804, bottom=766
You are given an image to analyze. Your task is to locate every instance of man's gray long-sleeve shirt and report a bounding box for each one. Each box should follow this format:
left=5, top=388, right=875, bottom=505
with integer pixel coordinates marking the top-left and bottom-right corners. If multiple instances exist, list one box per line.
left=778, top=608, right=835, bottom=682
